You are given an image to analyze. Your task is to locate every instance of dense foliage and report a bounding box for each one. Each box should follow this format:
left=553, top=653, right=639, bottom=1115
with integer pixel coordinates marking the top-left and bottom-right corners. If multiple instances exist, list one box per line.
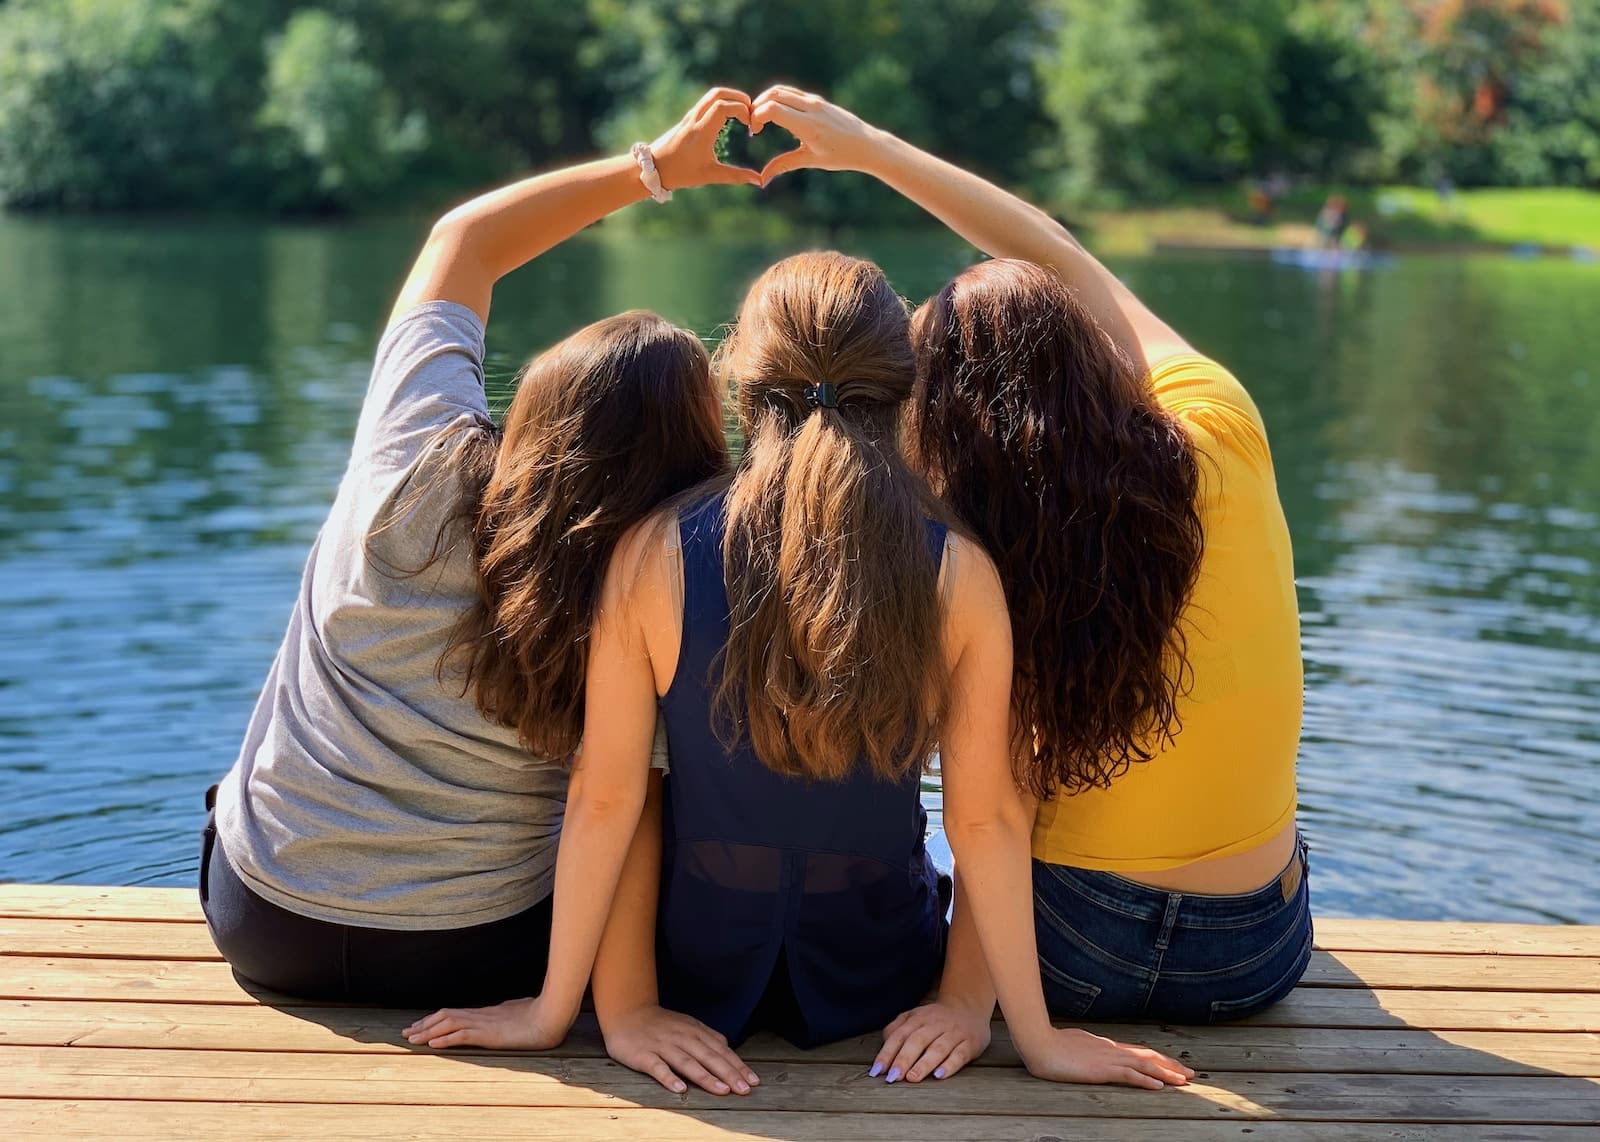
left=0, top=0, right=1595, bottom=216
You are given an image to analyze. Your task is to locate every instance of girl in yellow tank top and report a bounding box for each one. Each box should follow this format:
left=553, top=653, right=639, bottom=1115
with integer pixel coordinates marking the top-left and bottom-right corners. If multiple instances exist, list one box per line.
left=757, top=93, right=1312, bottom=1076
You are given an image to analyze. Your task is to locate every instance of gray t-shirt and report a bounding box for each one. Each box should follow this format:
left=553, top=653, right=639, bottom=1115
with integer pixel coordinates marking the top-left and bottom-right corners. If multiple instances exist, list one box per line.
left=216, top=302, right=572, bottom=929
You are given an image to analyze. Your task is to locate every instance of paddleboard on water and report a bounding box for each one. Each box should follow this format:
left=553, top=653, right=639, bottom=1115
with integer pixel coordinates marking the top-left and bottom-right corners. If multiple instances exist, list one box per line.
left=1270, top=247, right=1394, bottom=271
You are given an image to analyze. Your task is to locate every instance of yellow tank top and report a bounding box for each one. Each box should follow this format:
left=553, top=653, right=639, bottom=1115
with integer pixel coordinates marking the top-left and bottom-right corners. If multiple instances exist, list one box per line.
left=1031, top=355, right=1302, bottom=871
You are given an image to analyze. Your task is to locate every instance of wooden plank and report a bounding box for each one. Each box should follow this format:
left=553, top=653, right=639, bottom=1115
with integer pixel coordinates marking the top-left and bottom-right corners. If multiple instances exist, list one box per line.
left=0, top=886, right=200, bottom=923
left=6, top=1101, right=1594, bottom=1142
left=4, top=1048, right=1599, bottom=1124
left=8, top=956, right=1597, bottom=1032
left=1315, top=920, right=1600, bottom=958
left=1303, top=953, right=1600, bottom=994
left=1, top=999, right=1592, bottom=1076
left=0, top=919, right=219, bottom=960
left=5, top=887, right=1596, bottom=959
left=7, top=917, right=1596, bottom=996
left=3, top=1000, right=1597, bottom=1077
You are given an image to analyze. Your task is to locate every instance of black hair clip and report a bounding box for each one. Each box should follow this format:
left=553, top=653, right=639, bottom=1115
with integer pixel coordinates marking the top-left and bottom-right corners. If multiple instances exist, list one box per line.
left=804, top=382, right=840, bottom=409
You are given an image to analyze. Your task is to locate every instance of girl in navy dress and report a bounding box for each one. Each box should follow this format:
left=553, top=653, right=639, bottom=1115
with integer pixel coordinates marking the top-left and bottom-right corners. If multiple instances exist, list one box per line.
left=411, top=244, right=1193, bottom=1097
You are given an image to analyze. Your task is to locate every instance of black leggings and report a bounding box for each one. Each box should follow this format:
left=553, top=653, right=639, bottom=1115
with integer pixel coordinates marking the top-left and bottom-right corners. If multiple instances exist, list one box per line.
left=200, top=793, right=553, bottom=1009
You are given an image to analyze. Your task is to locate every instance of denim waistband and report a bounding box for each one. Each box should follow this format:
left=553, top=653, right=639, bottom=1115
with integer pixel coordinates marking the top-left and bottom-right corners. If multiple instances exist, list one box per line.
left=1035, top=833, right=1308, bottom=930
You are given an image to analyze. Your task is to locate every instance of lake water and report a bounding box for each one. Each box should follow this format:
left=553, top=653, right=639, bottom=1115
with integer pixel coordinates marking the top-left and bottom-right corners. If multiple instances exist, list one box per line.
left=1, top=215, right=1596, bottom=924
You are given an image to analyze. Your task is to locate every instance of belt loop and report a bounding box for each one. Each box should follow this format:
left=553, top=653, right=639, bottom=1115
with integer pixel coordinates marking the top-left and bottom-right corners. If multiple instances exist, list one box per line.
left=1154, top=894, right=1182, bottom=952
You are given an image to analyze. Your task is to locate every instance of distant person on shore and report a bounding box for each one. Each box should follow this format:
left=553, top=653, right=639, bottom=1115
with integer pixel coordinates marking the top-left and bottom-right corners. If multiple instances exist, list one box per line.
left=740, top=90, right=1309, bottom=1081
left=1248, top=181, right=1273, bottom=225
left=1316, top=194, right=1350, bottom=247
left=201, top=91, right=755, bottom=1063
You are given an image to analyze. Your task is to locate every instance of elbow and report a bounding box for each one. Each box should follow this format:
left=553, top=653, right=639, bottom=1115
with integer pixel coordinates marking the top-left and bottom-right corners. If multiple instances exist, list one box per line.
left=566, top=768, right=646, bottom=827
left=946, top=800, right=1032, bottom=854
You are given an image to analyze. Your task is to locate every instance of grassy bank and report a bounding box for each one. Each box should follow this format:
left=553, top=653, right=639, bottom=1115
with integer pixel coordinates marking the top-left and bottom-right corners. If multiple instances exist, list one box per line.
left=1077, top=187, right=1600, bottom=257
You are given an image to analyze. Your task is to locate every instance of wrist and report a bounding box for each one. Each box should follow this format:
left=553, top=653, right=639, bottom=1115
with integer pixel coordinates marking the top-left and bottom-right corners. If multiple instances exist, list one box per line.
left=1007, top=1014, right=1057, bottom=1062
left=854, top=125, right=902, bottom=177
left=629, top=142, right=673, bottom=201
left=936, top=989, right=997, bottom=1020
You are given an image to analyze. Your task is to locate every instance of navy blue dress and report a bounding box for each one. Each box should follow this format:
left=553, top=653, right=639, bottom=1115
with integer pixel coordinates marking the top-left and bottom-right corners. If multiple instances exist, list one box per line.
left=657, top=490, right=949, bottom=1047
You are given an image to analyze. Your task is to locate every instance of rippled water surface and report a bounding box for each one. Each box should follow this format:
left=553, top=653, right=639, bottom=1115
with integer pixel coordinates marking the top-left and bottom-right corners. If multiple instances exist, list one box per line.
left=1, top=216, right=1595, bottom=923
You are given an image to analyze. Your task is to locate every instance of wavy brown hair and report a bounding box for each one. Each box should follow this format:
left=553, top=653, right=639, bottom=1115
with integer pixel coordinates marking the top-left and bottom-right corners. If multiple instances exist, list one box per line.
left=419, top=312, right=728, bottom=759
left=908, top=259, right=1204, bottom=799
left=713, top=251, right=948, bottom=782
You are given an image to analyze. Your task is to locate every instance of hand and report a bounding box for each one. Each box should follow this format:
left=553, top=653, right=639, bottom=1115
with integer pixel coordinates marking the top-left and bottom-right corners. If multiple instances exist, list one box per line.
left=602, top=1004, right=761, bottom=1097
left=402, top=994, right=573, bottom=1051
left=749, top=85, right=880, bottom=185
left=1019, top=1026, right=1195, bottom=1089
left=650, top=88, right=762, bottom=191
left=872, top=1000, right=993, bottom=1084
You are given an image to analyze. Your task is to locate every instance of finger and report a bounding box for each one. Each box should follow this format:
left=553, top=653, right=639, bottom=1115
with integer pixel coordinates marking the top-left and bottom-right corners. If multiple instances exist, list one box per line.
left=1116, top=1065, right=1165, bottom=1090
left=932, top=1041, right=974, bottom=1081
left=754, top=84, right=820, bottom=109
left=706, top=163, right=762, bottom=186
left=697, top=1033, right=760, bottom=1087
left=694, top=87, right=750, bottom=116
left=641, top=1053, right=689, bottom=1095
left=885, top=1010, right=912, bottom=1037
left=404, top=1009, right=455, bottom=1038
left=904, top=1029, right=964, bottom=1083
left=758, top=149, right=810, bottom=186
left=871, top=1019, right=913, bottom=1078
left=1120, top=1045, right=1196, bottom=1081
left=661, top=1045, right=730, bottom=1096
left=886, top=1022, right=941, bottom=1083
left=1140, top=1056, right=1192, bottom=1086
left=426, top=1028, right=480, bottom=1050
left=688, top=1035, right=753, bottom=1094
left=697, top=97, right=750, bottom=129
left=407, top=1016, right=462, bottom=1044
left=750, top=99, right=811, bottom=136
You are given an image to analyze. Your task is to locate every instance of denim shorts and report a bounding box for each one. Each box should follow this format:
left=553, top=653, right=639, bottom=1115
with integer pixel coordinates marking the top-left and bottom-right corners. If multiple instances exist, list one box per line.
left=1032, top=834, right=1312, bottom=1024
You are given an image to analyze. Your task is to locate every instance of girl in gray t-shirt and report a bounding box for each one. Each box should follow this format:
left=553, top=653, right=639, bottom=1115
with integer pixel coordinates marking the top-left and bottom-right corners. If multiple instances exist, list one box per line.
left=203, top=90, right=751, bottom=1026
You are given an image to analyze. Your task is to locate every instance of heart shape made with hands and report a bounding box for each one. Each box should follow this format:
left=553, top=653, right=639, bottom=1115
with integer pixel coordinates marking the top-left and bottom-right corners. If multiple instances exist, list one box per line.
left=715, top=118, right=801, bottom=179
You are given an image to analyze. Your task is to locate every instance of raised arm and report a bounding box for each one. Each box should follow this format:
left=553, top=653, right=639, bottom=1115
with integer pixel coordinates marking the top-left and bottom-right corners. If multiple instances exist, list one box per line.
left=928, top=546, right=1194, bottom=1089
left=392, top=87, right=759, bottom=325
left=750, top=86, right=1190, bottom=370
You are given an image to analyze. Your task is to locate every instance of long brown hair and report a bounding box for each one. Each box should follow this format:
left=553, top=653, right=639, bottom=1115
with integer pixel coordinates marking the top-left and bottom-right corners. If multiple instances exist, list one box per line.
left=909, top=259, right=1204, bottom=799
left=713, top=251, right=947, bottom=782
left=431, top=311, right=728, bottom=758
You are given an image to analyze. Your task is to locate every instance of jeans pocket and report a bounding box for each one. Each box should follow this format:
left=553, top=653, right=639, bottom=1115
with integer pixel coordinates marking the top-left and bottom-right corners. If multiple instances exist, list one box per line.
left=1207, top=920, right=1313, bottom=1023
left=1038, top=956, right=1103, bottom=1019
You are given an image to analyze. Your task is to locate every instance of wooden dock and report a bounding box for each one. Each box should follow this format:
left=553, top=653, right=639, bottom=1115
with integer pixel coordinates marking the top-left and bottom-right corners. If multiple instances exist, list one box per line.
left=0, top=885, right=1595, bottom=1139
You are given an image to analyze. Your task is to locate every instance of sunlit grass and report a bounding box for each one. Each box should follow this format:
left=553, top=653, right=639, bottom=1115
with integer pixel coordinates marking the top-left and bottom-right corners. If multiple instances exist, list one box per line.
left=1075, top=186, right=1600, bottom=255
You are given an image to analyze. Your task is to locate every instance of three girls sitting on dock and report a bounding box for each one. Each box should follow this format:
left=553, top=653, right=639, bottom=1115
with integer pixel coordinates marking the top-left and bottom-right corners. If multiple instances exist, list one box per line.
left=201, top=87, right=1307, bottom=1094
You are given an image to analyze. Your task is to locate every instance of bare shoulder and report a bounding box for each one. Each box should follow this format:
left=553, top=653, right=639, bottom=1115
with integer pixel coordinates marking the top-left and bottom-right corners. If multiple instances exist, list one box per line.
left=602, top=508, right=677, bottom=608
left=942, top=532, right=1011, bottom=657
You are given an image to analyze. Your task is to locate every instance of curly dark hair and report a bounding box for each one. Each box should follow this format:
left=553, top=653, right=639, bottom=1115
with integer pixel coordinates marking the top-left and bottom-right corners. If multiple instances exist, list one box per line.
left=908, top=259, right=1205, bottom=799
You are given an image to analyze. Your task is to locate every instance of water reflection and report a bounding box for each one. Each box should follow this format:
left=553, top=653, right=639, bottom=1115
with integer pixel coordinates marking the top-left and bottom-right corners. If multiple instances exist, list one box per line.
left=0, top=217, right=1595, bottom=922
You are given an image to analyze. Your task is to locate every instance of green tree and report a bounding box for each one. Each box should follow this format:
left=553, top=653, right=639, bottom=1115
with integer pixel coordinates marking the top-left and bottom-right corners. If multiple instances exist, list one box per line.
left=1271, top=1, right=1395, bottom=180
left=0, top=0, right=274, bottom=210
left=1039, top=0, right=1292, bottom=202
left=257, top=9, right=423, bottom=211
left=1486, top=0, right=1600, bottom=185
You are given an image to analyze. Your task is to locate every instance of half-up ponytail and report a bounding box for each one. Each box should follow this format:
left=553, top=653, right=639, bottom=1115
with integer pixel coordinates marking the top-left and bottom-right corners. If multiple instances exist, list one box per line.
left=714, top=252, right=947, bottom=782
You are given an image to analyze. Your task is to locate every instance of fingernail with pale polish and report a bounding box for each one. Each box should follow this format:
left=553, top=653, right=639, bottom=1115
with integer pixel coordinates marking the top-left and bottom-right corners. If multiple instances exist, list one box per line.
left=934, top=1067, right=946, bottom=1079
left=886, top=1067, right=902, bottom=1084
left=868, top=1062, right=883, bottom=1078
